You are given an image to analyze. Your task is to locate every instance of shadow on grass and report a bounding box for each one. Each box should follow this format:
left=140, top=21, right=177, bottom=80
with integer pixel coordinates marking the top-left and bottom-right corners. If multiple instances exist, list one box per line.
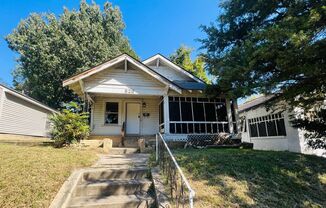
left=173, top=148, right=326, bottom=207
left=0, top=140, right=54, bottom=147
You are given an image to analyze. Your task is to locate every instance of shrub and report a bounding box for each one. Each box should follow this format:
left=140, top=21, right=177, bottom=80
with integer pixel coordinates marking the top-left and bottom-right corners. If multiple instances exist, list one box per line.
left=50, top=102, right=90, bottom=147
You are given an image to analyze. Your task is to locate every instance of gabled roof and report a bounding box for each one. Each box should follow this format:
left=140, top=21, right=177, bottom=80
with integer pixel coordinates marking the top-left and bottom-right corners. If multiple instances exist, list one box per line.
left=238, top=95, right=275, bottom=113
left=142, top=53, right=206, bottom=84
left=0, top=84, right=57, bottom=113
left=63, top=53, right=182, bottom=94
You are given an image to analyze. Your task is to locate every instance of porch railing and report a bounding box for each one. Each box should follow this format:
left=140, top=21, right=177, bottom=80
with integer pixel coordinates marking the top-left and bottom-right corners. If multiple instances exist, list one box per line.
left=156, top=133, right=195, bottom=208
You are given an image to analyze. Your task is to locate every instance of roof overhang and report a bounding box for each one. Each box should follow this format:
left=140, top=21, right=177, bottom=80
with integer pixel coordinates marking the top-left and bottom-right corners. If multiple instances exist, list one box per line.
left=0, top=84, right=58, bottom=113
left=63, top=54, right=182, bottom=94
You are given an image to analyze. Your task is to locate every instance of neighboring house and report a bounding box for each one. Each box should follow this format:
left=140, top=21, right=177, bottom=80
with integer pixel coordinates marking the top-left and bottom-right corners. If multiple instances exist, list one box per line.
left=239, top=95, right=326, bottom=157
left=63, top=53, right=237, bottom=145
left=0, top=84, right=57, bottom=137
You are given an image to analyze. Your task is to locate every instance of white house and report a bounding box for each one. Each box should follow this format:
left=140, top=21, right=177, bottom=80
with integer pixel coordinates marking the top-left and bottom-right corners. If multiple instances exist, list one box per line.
left=63, top=53, right=237, bottom=145
left=239, top=95, right=326, bottom=157
left=0, top=84, right=57, bottom=138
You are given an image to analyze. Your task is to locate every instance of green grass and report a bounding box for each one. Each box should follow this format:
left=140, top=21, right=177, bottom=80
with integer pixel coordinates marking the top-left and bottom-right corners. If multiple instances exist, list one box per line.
left=174, top=148, right=326, bottom=208
left=0, top=143, right=98, bottom=208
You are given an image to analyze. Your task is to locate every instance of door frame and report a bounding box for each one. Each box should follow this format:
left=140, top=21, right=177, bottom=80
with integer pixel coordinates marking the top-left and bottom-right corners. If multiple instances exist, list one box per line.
left=125, top=102, right=142, bottom=135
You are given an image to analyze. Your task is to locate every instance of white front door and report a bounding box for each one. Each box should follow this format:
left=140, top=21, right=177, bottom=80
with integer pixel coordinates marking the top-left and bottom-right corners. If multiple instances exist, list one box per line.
left=126, top=103, right=140, bottom=135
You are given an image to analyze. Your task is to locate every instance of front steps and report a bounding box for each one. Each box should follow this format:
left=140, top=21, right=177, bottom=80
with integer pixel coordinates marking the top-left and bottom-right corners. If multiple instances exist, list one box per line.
left=66, top=154, right=155, bottom=208
left=108, top=147, right=139, bottom=155
left=69, top=194, right=154, bottom=208
left=122, top=136, right=156, bottom=148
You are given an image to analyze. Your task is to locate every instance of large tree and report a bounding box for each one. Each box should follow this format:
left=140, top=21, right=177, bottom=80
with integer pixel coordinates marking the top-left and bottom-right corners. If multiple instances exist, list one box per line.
left=201, top=0, right=325, bottom=148
left=6, top=1, right=137, bottom=108
left=170, top=45, right=209, bottom=83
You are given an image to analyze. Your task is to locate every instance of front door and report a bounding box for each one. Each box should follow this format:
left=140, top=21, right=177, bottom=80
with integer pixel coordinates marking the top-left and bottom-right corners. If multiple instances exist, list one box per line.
left=126, top=103, right=140, bottom=135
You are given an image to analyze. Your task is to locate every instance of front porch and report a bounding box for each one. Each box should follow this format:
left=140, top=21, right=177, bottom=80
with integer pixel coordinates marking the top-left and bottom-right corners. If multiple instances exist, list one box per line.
left=85, top=93, right=238, bottom=146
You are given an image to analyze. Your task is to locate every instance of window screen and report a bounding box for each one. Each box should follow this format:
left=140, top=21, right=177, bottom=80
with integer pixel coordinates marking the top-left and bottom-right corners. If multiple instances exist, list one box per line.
left=193, top=103, right=205, bottom=121
left=105, top=102, right=119, bottom=124
left=168, top=96, right=230, bottom=134
left=216, top=103, right=228, bottom=121
left=181, top=102, right=193, bottom=121
left=249, top=113, right=286, bottom=137
left=205, top=103, right=217, bottom=121
left=169, top=102, right=180, bottom=121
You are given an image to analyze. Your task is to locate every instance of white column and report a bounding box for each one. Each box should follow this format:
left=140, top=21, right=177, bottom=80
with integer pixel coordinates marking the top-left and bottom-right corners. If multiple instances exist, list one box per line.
left=233, top=99, right=240, bottom=133
left=226, top=98, right=234, bottom=134
left=163, top=95, right=170, bottom=134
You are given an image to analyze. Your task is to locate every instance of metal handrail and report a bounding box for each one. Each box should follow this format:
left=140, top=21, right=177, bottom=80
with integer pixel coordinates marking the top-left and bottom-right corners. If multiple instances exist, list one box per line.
left=156, top=133, right=195, bottom=208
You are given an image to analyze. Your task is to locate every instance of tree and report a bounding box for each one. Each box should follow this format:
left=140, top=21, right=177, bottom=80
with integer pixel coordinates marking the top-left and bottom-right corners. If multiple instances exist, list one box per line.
left=50, top=102, right=89, bottom=147
left=6, top=1, right=137, bottom=109
left=193, top=56, right=210, bottom=83
left=169, top=45, right=209, bottom=83
left=200, top=0, right=325, bottom=148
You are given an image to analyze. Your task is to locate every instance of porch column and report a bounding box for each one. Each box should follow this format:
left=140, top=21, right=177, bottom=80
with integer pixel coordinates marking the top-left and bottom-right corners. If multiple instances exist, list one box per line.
left=226, top=98, right=234, bottom=134
left=233, top=99, right=240, bottom=133
left=163, top=95, right=170, bottom=134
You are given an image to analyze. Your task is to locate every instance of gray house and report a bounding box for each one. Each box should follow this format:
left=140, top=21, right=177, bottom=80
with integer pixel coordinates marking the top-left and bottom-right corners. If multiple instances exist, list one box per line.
left=0, top=84, right=57, bottom=138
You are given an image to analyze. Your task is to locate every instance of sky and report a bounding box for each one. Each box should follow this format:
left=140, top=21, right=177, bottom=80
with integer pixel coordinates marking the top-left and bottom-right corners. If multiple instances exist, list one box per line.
left=0, top=0, right=220, bottom=86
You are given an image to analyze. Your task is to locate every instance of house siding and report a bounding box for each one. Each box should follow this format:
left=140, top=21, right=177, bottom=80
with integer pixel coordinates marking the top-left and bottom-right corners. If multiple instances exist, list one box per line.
left=91, top=96, right=160, bottom=136
left=0, top=92, right=52, bottom=137
left=240, top=105, right=326, bottom=157
left=84, top=67, right=166, bottom=95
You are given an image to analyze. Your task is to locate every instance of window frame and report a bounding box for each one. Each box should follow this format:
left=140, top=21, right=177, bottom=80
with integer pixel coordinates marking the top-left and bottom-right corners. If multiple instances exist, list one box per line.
left=248, top=113, right=286, bottom=138
left=104, top=101, right=120, bottom=125
left=168, top=96, right=229, bottom=134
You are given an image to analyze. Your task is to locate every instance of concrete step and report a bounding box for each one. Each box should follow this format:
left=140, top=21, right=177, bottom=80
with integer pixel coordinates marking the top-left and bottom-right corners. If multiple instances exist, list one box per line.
left=68, top=194, right=155, bottom=208
left=81, top=168, right=150, bottom=182
left=122, top=136, right=156, bottom=148
left=94, top=154, right=149, bottom=168
left=108, top=147, right=139, bottom=155
left=74, top=179, right=152, bottom=197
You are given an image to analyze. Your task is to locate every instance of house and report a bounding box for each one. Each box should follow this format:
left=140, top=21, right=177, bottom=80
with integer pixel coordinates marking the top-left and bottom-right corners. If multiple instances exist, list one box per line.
left=0, top=84, right=57, bottom=138
left=63, top=53, right=238, bottom=145
left=239, top=95, right=326, bottom=157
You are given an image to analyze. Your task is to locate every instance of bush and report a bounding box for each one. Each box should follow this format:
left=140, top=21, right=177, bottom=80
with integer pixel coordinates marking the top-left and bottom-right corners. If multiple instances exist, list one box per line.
left=50, top=102, right=90, bottom=147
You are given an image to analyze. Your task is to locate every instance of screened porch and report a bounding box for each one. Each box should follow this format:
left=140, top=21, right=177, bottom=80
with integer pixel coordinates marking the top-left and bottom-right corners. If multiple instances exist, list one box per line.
left=159, top=96, right=237, bottom=136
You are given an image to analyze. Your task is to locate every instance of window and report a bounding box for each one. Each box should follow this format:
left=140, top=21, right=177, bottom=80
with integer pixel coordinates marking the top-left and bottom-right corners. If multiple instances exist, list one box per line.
left=105, top=102, right=119, bottom=124
left=169, top=101, right=180, bottom=121
left=168, top=96, right=230, bottom=134
left=248, top=113, right=286, bottom=137
left=193, top=103, right=205, bottom=121
left=181, top=101, right=193, bottom=121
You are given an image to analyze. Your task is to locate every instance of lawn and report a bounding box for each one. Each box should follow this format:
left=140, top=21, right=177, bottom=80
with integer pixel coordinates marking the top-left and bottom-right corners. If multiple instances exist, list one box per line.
left=0, top=143, right=98, bottom=208
left=174, top=149, right=326, bottom=208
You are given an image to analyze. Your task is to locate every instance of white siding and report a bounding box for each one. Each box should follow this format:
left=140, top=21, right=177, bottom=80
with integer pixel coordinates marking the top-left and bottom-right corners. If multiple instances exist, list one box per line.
left=147, top=66, right=193, bottom=81
left=0, top=92, right=51, bottom=137
left=84, top=67, right=166, bottom=96
left=91, top=96, right=160, bottom=136
left=240, top=105, right=326, bottom=157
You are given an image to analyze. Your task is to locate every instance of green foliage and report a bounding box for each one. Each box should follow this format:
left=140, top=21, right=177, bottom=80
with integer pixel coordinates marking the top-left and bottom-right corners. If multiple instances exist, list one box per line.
left=169, top=45, right=210, bottom=83
left=201, top=0, right=326, bottom=148
left=50, top=102, right=90, bottom=147
left=291, top=108, right=326, bottom=149
left=6, top=1, right=137, bottom=108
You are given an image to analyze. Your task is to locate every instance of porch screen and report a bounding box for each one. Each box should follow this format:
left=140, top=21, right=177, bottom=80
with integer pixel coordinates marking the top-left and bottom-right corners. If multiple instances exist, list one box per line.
left=248, top=113, right=286, bottom=138
left=168, top=97, right=229, bottom=134
left=105, top=102, right=119, bottom=124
